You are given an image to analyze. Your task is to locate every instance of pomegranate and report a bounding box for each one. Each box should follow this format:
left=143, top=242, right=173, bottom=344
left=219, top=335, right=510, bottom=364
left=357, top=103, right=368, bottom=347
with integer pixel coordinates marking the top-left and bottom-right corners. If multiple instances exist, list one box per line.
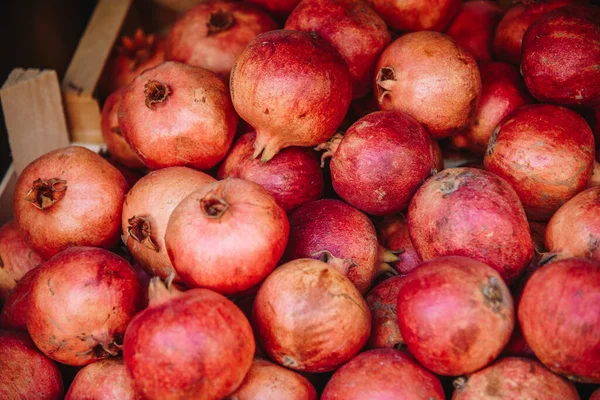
left=367, top=0, right=460, bottom=32
left=165, top=178, right=289, bottom=294
left=450, top=62, right=533, bottom=156
left=318, top=111, right=436, bottom=215
left=122, top=166, right=215, bottom=280
left=0, top=267, right=38, bottom=330
left=503, top=326, right=537, bottom=359
left=444, top=0, right=504, bottom=61
left=522, top=5, right=600, bottom=107
left=365, top=276, right=406, bottom=349
left=217, top=131, right=324, bottom=213
left=101, top=88, right=144, bottom=169
left=375, top=32, right=481, bottom=139
left=322, top=349, right=445, bottom=399
left=397, top=256, right=514, bottom=376
left=589, top=161, right=600, bottom=188
left=124, top=277, right=255, bottom=399
left=592, top=388, right=600, bottom=400
left=66, top=358, right=140, bottom=400
left=408, top=168, right=533, bottom=284
left=252, top=258, right=371, bottom=372
left=0, top=330, right=63, bottom=400
left=285, top=0, right=390, bottom=99
left=0, top=220, right=43, bottom=299
left=245, top=0, right=300, bottom=17
left=227, top=358, right=317, bottom=400
left=118, top=61, right=238, bottom=170
left=452, top=357, right=579, bottom=399
left=377, top=215, right=421, bottom=275
left=230, top=30, right=352, bottom=162
left=484, top=104, right=595, bottom=221
left=519, top=258, right=600, bottom=383
left=103, top=155, right=145, bottom=188
left=493, top=0, right=576, bottom=65
left=27, top=247, right=142, bottom=366
left=166, top=1, right=277, bottom=79
left=13, top=146, right=128, bottom=259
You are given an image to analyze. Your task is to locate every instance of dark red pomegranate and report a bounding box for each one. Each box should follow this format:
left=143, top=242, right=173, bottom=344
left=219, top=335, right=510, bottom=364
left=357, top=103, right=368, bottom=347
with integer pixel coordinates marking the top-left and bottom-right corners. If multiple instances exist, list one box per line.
left=227, top=358, right=317, bottom=400
left=452, top=357, right=579, bottom=399
left=0, top=267, right=38, bottom=330
left=322, top=349, right=445, bottom=399
left=122, top=166, right=215, bottom=280
left=591, top=388, right=600, bottom=400
left=484, top=104, right=595, bottom=221
left=27, top=247, right=142, bottom=366
left=230, top=30, right=352, bottom=162
left=519, top=258, right=600, bottom=383
left=319, top=111, right=436, bottom=215
left=252, top=258, right=371, bottom=372
left=376, top=32, right=481, bottom=139
left=118, top=61, right=238, bottom=170
left=367, top=0, right=460, bottom=32
left=365, top=276, right=406, bottom=349
left=0, top=330, right=63, bottom=400
left=0, top=220, right=43, bottom=299
left=408, top=168, right=533, bottom=284
left=285, top=0, right=390, bottom=99
left=246, top=0, right=300, bottom=17
left=377, top=215, right=421, bottom=275
left=166, top=178, right=289, bottom=294
left=166, top=1, right=277, bottom=79
left=13, top=146, right=128, bottom=259
left=397, top=256, right=514, bottom=376
left=522, top=5, right=600, bottom=107
left=124, top=278, right=255, bottom=399
left=450, top=61, right=533, bottom=156
left=65, top=358, right=140, bottom=400
left=217, top=131, right=323, bottom=213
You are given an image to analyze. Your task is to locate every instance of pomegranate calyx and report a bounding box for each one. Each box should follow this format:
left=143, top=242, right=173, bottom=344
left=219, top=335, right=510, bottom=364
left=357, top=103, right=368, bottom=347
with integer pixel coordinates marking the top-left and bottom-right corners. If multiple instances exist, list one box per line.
left=538, top=252, right=558, bottom=266
left=315, top=133, right=344, bottom=167
left=127, top=216, right=159, bottom=252
left=313, top=250, right=357, bottom=276
left=200, top=189, right=229, bottom=219
left=377, top=262, right=400, bottom=278
left=207, top=10, right=235, bottom=36
left=25, top=178, right=67, bottom=210
left=453, top=376, right=468, bottom=391
left=376, top=67, right=396, bottom=104
left=380, top=246, right=404, bottom=263
left=148, top=273, right=182, bottom=307
left=144, top=80, right=171, bottom=110
left=119, top=28, right=157, bottom=71
left=482, top=276, right=505, bottom=313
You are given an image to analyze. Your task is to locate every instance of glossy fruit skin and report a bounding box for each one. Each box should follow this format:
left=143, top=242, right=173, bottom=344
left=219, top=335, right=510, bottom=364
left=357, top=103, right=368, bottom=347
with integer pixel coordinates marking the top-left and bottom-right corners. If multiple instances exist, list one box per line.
left=166, top=1, right=277, bottom=79
left=0, top=330, right=63, bottom=400
left=365, top=276, right=406, bottom=349
left=252, top=258, right=371, bottom=373
left=408, top=168, right=533, bottom=284
left=217, top=131, right=323, bottom=213
left=321, top=349, right=445, bottom=400
left=519, top=258, right=600, bottom=383
left=65, top=358, right=141, bottom=400
left=484, top=104, right=595, bottom=221
left=119, top=61, right=237, bottom=170
left=13, top=146, right=128, bottom=259
left=367, top=0, right=460, bottom=32
left=0, top=267, right=38, bottom=330
left=452, top=357, right=579, bottom=400
left=397, top=256, right=515, bottom=376
left=375, top=32, right=481, bottom=139
left=377, top=214, right=421, bottom=275
left=285, top=0, right=390, bottom=98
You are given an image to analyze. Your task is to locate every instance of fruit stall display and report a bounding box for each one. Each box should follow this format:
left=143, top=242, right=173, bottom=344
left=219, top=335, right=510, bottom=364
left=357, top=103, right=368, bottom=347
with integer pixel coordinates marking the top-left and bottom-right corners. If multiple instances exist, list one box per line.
left=0, top=0, right=599, bottom=398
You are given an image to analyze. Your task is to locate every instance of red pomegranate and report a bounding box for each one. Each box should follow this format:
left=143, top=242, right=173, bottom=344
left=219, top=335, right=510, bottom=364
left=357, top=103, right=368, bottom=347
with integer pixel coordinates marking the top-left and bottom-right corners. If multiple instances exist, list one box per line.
left=322, top=349, right=445, bottom=399
left=484, top=104, right=595, bottom=221
left=444, top=0, right=504, bottom=61
left=592, top=388, right=600, bottom=400
left=408, top=168, right=533, bottom=284
left=365, top=276, right=406, bottom=349
left=450, top=62, right=533, bottom=156
left=13, top=146, right=128, bottom=259
left=118, top=61, right=238, bottom=170
left=124, top=278, right=255, bottom=399
left=0, top=267, right=38, bottom=330
left=375, top=32, right=481, bottom=139
left=493, top=0, right=576, bottom=65
left=0, top=330, right=63, bottom=400
left=165, top=178, right=289, bottom=294
left=252, top=258, right=371, bottom=372
left=102, top=155, right=145, bottom=188
left=227, top=358, right=317, bottom=400
left=66, top=358, right=140, bottom=400
left=27, top=247, right=142, bottom=366
left=502, top=325, right=537, bottom=359
left=377, top=215, right=422, bottom=275
left=217, top=131, right=323, bottom=213
left=230, top=30, right=352, bottom=162
left=589, top=160, right=600, bottom=188
left=452, top=357, right=579, bottom=399
left=0, top=220, right=43, bottom=299
left=100, top=89, right=144, bottom=169
left=166, top=1, right=277, bottom=79
left=519, top=258, right=600, bottom=383
left=122, top=166, right=215, bottom=280
left=285, top=0, right=390, bottom=98
left=397, top=256, right=514, bottom=376
left=319, top=111, right=436, bottom=215
left=367, top=0, right=460, bottom=32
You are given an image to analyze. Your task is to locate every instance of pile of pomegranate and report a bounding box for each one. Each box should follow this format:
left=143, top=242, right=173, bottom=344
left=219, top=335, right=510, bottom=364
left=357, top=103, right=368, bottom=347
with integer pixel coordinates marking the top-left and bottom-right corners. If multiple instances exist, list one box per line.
left=3, top=0, right=600, bottom=398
